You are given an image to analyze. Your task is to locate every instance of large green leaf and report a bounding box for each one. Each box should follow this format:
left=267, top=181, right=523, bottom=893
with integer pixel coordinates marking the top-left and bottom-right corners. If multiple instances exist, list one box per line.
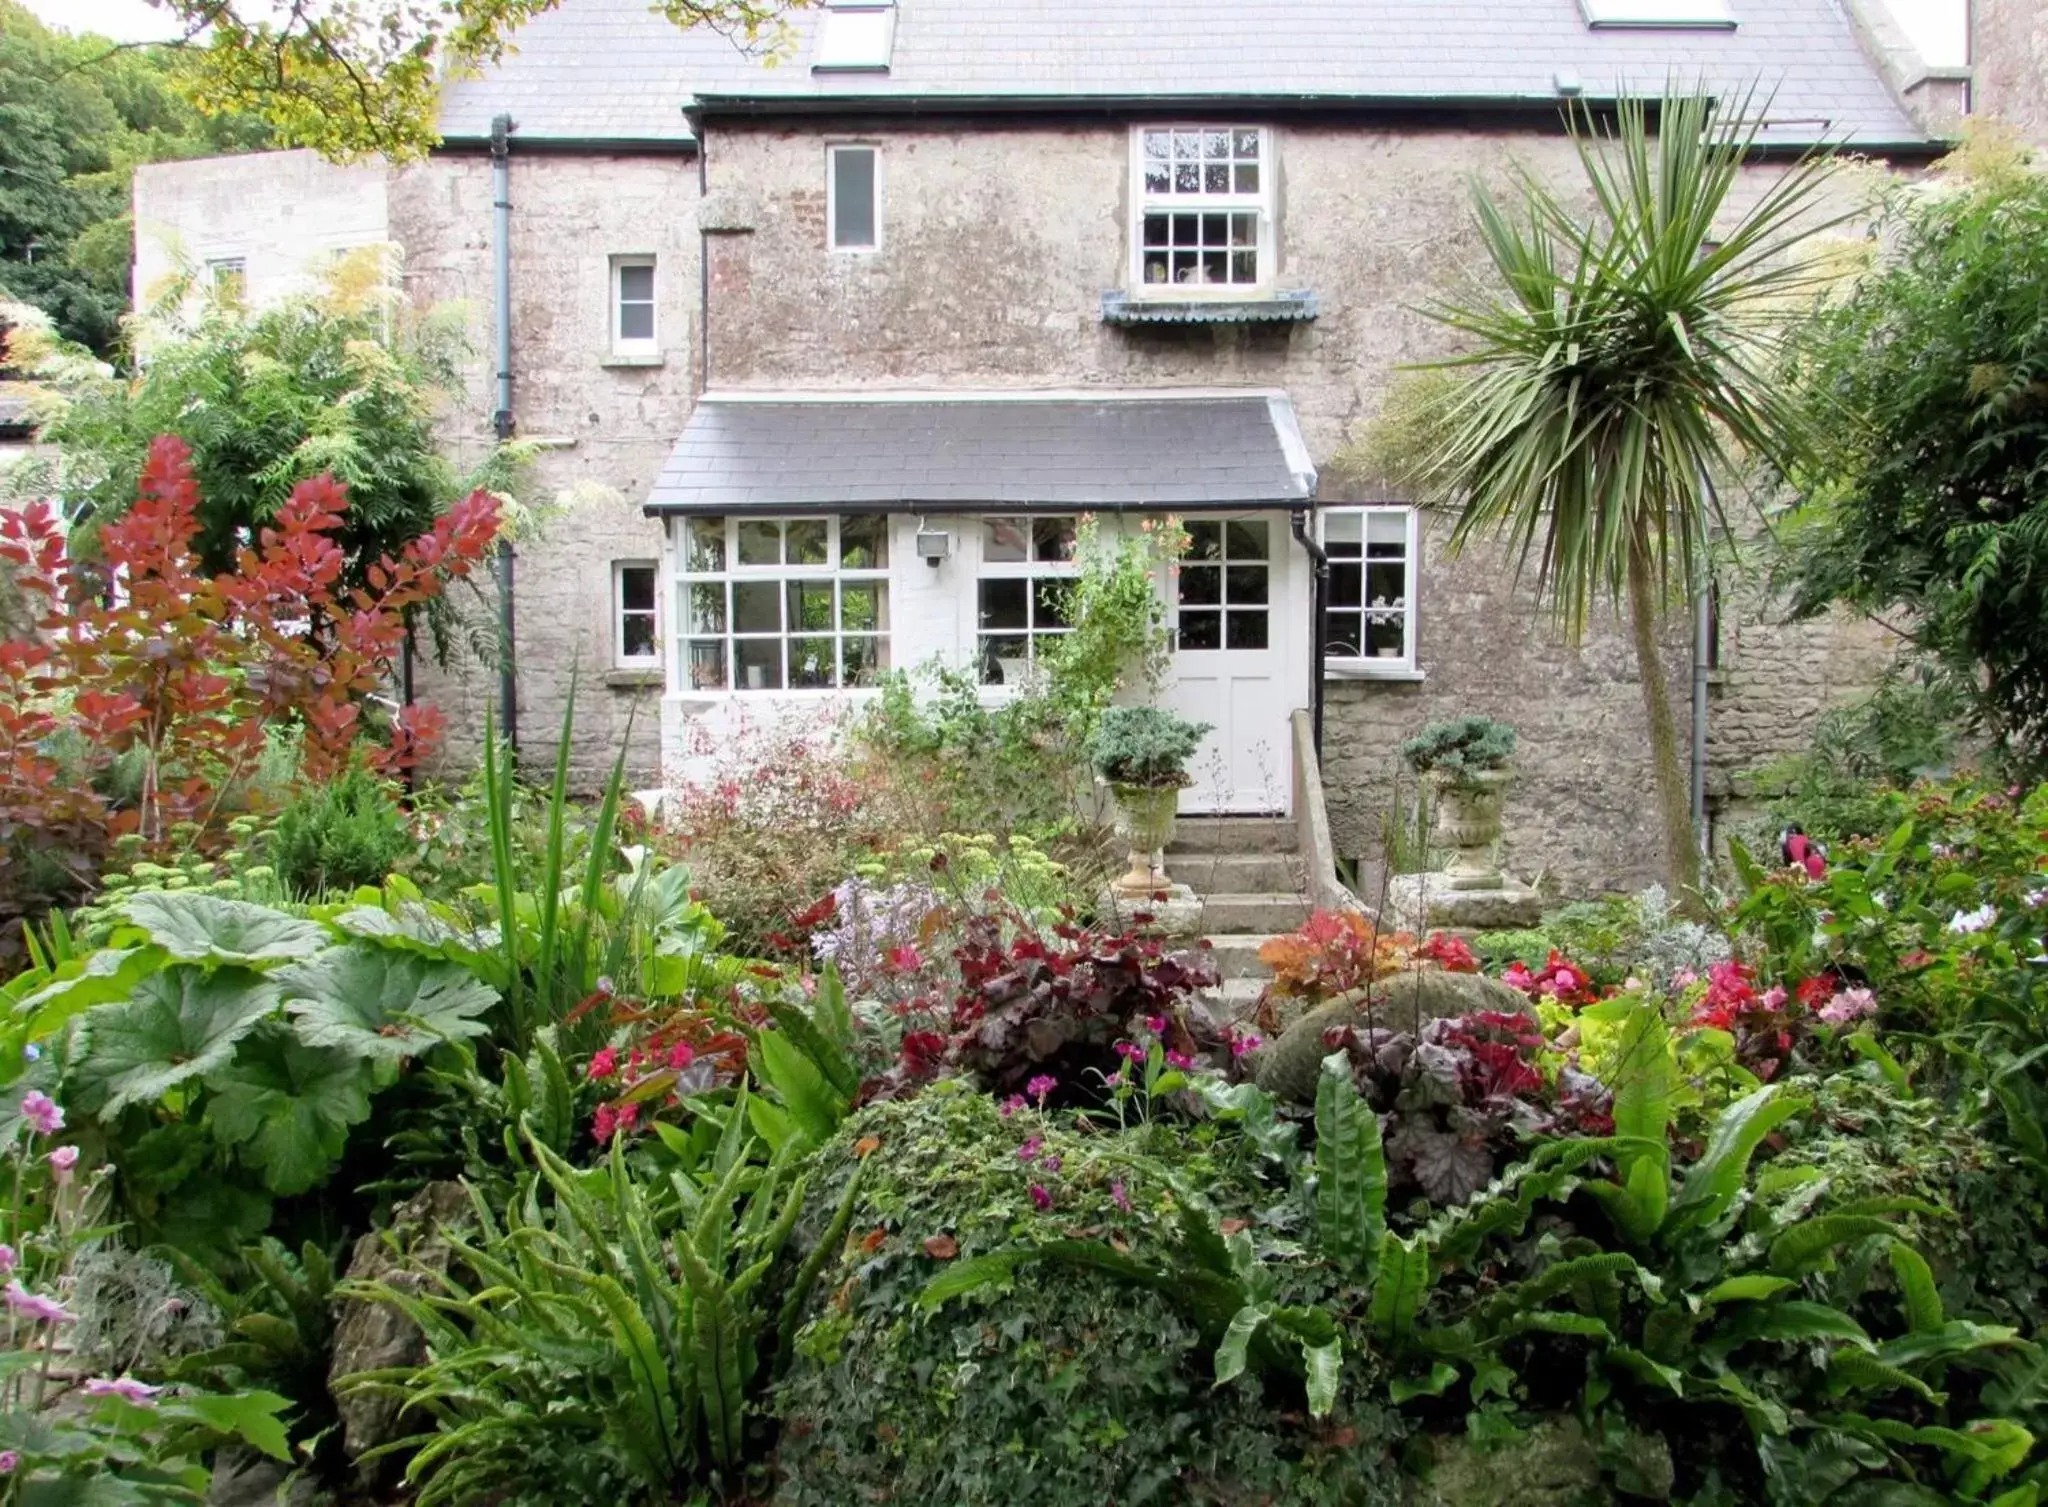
left=174, top=1389, right=294, bottom=1462
left=1369, top=1234, right=1433, bottom=1349
left=1668, top=1083, right=1805, bottom=1237
left=10, top=945, right=169, bottom=1040
left=71, top=966, right=280, bottom=1115
left=121, top=893, right=331, bottom=969
left=204, top=1021, right=374, bottom=1195
left=1314, top=1052, right=1388, bottom=1283
left=277, top=942, right=497, bottom=1063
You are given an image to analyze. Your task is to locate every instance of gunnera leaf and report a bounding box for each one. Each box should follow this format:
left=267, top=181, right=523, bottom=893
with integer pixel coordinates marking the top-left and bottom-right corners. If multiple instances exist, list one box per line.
left=204, top=1021, right=374, bottom=1195
left=121, top=893, right=331, bottom=970
left=70, top=966, right=281, bottom=1116
left=277, top=942, right=497, bottom=1063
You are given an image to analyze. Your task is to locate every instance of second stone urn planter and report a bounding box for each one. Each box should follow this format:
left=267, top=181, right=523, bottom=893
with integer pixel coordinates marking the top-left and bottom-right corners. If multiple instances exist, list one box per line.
left=1430, top=767, right=1512, bottom=891
left=1109, top=781, right=1184, bottom=897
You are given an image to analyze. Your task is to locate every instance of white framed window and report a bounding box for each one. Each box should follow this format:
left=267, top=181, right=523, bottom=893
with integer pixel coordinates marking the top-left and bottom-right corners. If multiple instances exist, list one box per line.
left=976, top=516, right=1078, bottom=687
left=1321, top=506, right=1418, bottom=673
left=208, top=257, right=247, bottom=306
left=1130, top=125, right=1272, bottom=296
left=814, top=0, right=896, bottom=70
left=1580, top=0, right=1735, bottom=27
left=828, top=145, right=880, bottom=252
left=611, top=256, right=656, bottom=354
left=614, top=560, right=661, bottom=668
left=675, top=514, right=891, bottom=692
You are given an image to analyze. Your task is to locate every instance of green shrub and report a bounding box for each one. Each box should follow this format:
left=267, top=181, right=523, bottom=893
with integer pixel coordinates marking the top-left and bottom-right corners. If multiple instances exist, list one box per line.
left=1397, top=716, right=1515, bottom=778
left=775, top=1086, right=1402, bottom=1507
left=1088, top=705, right=1212, bottom=788
left=267, top=764, right=409, bottom=896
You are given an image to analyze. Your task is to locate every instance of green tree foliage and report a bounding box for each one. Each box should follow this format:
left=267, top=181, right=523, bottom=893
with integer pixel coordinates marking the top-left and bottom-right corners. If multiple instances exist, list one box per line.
left=1358, top=93, right=1844, bottom=903
left=0, top=0, right=267, bottom=353
left=1778, top=137, right=2048, bottom=770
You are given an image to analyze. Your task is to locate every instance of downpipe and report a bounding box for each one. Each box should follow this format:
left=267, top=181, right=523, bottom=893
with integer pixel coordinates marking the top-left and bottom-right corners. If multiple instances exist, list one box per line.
left=490, top=113, right=520, bottom=757
left=1288, top=505, right=1328, bottom=756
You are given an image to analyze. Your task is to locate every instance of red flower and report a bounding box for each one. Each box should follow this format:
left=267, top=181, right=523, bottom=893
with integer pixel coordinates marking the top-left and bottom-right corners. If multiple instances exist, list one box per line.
left=587, top=1047, right=619, bottom=1082
left=666, top=1040, right=696, bottom=1071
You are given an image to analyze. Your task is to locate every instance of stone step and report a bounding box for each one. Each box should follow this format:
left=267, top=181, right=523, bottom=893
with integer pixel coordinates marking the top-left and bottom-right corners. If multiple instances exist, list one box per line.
left=1200, top=933, right=1275, bottom=981
left=1199, top=976, right=1267, bottom=1020
left=1166, top=851, right=1304, bottom=894
left=1168, top=816, right=1295, bottom=855
left=1198, top=892, right=1316, bottom=935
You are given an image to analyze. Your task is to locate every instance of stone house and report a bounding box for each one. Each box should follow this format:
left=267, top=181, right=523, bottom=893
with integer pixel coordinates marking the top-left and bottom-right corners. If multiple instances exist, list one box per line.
left=134, top=0, right=2020, bottom=896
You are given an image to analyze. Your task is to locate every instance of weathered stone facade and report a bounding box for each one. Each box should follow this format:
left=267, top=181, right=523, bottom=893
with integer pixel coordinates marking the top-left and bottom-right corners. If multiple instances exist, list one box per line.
left=1975, top=0, right=2048, bottom=142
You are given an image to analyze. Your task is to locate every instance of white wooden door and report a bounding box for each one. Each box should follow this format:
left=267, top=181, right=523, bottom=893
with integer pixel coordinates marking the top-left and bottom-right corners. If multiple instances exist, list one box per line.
left=1165, top=514, right=1293, bottom=814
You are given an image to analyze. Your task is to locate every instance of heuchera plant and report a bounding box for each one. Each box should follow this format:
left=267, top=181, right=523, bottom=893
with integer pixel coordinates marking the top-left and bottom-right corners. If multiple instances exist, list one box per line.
left=0, top=435, right=497, bottom=854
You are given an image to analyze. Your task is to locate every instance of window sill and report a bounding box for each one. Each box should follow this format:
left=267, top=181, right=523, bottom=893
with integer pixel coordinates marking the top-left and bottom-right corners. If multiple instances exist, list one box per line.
left=605, top=667, right=664, bottom=689
left=1101, top=289, right=1318, bottom=326
left=1325, top=662, right=1426, bottom=684
left=600, top=353, right=665, bottom=369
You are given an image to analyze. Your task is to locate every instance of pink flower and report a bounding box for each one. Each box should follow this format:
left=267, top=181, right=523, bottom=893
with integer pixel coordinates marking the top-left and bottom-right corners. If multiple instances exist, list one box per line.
left=4, top=1281, right=75, bottom=1325
left=1671, top=969, right=1698, bottom=989
left=19, top=1091, right=62, bottom=1137
left=1502, top=962, right=1535, bottom=991
left=1110, top=1180, right=1132, bottom=1213
left=0, top=1245, right=15, bottom=1275
left=1041, top=1155, right=1062, bottom=1172
left=1016, top=1136, right=1043, bottom=1163
left=1230, top=1033, right=1262, bottom=1059
left=999, top=1094, right=1025, bottom=1117
left=586, top=1047, right=619, bottom=1082
left=0, top=1450, right=16, bottom=1474
left=84, top=1376, right=160, bottom=1406
left=1166, top=1050, right=1195, bottom=1070
left=1028, top=1184, right=1052, bottom=1211
left=666, top=1041, right=696, bottom=1071
left=46, top=1146, right=77, bottom=1187
left=1819, top=987, right=1878, bottom=1026
left=1026, top=1073, right=1057, bottom=1103
left=1143, top=1015, right=1167, bottom=1036
left=1761, top=986, right=1789, bottom=1012
left=886, top=944, right=925, bottom=973
left=1113, top=1041, right=1144, bottom=1062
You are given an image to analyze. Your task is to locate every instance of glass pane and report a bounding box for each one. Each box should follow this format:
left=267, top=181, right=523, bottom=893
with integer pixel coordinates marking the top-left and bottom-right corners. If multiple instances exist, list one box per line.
left=1204, top=162, right=1230, bottom=192
left=832, top=147, right=876, bottom=249
left=790, top=637, right=835, bottom=689
left=1226, top=610, right=1269, bottom=650
left=733, top=581, right=781, bottom=633
left=1368, top=616, right=1406, bottom=659
left=1330, top=561, right=1363, bottom=610
left=978, top=578, right=1028, bottom=630
left=842, top=635, right=887, bottom=686
left=1185, top=520, right=1222, bottom=561
left=1226, top=564, right=1268, bottom=605
left=1179, top=564, right=1222, bottom=607
left=1234, top=128, right=1261, bottom=158
left=685, top=517, right=726, bottom=573
left=1032, top=578, right=1070, bottom=630
left=1367, top=510, right=1410, bottom=546
left=1178, top=610, right=1221, bottom=650
left=1143, top=129, right=1170, bottom=159
left=1325, top=613, right=1363, bottom=659
left=1230, top=251, right=1258, bottom=284
left=1202, top=250, right=1229, bottom=284
left=1366, top=561, right=1407, bottom=609
left=688, top=582, right=727, bottom=634
left=1142, top=249, right=1170, bottom=285
left=1032, top=516, right=1078, bottom=562
left=840, top=514, right=889, bottom=569
left=1324, top=512, right=1363, bottom=556
left=787, top=519, right=829, bottom=565
left=1226, top=520, right=1270, bottom=561
left=619, top=566, right=655, bottom=612
left=786, top=579, right=835, bottom=633
left=686, top=639, right=728, bottom=690
left=1233, top=163, right=1260, bottom=194
left=737, top=520, right=781, bottom=566
left=1144, top=163, right=1170, bottom=195
left=1231, top=213, right=1258, bottom=245
left=1172, top=129, right=1201, bottom=160
left=618, top=264, right=654, bottom=302
left=1172, top=213, right=1199, bottom=247
left=980, top=634, right=1028, bottom=685
left=1202, top=212, right=1227, bottom=246
left=983, top=518, right=1029, bottom=563
left=1203, top=128, right=1231, bottom=159
left=618, top=302, right=654, bottom=342
left=734, top=638, right=782, bottom=691
left=621, top=612, right=656, bottom=659
left=840, top=580, right=885, bottom=633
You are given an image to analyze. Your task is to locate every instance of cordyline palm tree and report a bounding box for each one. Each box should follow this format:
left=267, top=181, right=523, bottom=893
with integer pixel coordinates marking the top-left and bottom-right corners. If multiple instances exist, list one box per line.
left=1395, top=90, right=1846, bottom=902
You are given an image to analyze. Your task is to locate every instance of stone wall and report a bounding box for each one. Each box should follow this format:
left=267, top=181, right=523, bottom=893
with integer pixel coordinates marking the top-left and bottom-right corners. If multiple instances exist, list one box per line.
left=1974, top=0, right=2048, bottom=142
left=390, top=147, right=700, bottom=786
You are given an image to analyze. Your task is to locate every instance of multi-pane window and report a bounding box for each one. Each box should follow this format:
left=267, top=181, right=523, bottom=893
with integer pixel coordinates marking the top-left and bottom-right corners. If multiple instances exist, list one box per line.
left=1177, top=519, right=1272, bottom=651
left=1133, top=126, right=1270, bottom=292
left=1322, top=507, right=1418, bottom=671
left=828, top=145, right=879, bottom=252
left=977, top=516, right=1078, bottom=687
left=208, top=257, right=247, bottom=306
left=612, top=257, right=656, bottom=354
left=677, top=515, right=890, bottom=692
left=614, top=561, right=660, bottom=667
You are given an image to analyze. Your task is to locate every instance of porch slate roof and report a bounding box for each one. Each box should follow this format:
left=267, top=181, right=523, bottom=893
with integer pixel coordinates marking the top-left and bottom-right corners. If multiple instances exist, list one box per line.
left=437, top=0, right=1924, bottom=149
left=642, top=390, right=1318, bottom=514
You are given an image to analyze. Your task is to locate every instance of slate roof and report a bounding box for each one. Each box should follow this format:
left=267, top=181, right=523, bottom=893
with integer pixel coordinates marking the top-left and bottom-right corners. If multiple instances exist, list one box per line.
left=643, top=390, right=1318, bottom=513
left=0, top=396, right=37, bottom=438
left=437, top=0, right=1923, bottom=149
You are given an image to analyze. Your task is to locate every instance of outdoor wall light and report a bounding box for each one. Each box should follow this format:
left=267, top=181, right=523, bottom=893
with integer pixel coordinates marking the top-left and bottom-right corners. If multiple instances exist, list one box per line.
left=915, top=528, right=952, bottom=566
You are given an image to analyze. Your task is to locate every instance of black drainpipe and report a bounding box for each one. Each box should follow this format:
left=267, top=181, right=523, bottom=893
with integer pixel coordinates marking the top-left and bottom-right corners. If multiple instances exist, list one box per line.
left=490, top=113, right=520, bottom=756
left=1289, top=501, right=1328, bottom=756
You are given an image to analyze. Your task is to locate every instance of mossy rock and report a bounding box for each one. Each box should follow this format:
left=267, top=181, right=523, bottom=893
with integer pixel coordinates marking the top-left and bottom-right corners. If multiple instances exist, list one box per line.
left=1403, top=1415, right=1672, bottom=1505
left=1252, top=970, right=1531, bottom=1104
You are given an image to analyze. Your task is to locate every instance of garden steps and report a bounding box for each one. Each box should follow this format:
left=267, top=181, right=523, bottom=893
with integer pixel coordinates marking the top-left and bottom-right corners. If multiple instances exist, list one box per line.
left=1162, top=821, right=1311, bottom=1022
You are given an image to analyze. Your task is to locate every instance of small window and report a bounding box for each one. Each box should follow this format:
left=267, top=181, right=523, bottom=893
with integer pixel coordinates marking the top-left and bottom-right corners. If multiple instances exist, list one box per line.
left=828, top=146, right=879, bottom=252
left=675, top=515, right=892, bottom=692
left=814, top=0, right=895, bottom=70
left=1321, top=507, right=1418, bottom=673
left=208, top=257, right=247, bottom=307
left=612, top=257, right=656, bottom=354
left=614, top=561, right=661, bottom=668
left=1131, top=126, right=1272, bottom=295
left=977, top=516, right=1078, bottom=688
left=1580, top=0, right=1735, bottom=27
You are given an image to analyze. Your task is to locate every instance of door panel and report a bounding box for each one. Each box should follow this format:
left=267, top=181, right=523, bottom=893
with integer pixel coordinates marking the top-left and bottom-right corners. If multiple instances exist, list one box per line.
left=1165, top=515, right=1294, bottom=814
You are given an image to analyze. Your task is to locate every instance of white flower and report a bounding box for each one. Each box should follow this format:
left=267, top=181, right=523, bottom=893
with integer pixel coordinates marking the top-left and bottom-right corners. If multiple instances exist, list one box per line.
left=1947, top=903, right=1999, bottom=935
left=2024, top=889, right=2048, bottom=910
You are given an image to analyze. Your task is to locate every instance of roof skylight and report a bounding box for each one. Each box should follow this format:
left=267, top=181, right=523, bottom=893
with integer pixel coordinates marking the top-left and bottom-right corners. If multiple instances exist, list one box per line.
left=1580, top=0, right=1736, bottom=28
left=814, top=0, right=896, bottom=72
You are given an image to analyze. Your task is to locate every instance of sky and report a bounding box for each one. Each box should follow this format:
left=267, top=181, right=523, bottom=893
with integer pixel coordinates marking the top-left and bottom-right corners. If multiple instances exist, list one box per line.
left=12, top=0, right=1976, bottom=71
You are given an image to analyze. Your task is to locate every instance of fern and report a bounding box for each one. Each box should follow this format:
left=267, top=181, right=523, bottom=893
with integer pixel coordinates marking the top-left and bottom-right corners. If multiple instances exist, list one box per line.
left=1314, top=1054, right=1388, bottom=1283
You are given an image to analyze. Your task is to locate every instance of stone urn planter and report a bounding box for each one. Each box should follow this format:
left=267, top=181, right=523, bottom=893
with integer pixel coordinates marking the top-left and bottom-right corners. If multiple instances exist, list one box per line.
left=1109, top=780, right=1184, bottom=897
left=1430, top=767, right=1511, bottom=891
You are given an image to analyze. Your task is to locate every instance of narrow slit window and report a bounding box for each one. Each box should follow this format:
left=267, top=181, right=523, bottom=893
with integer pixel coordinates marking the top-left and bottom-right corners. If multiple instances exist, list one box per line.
left=612, top=257, right=656, bottom=354
left=829, top=145, right=879, bottom=252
